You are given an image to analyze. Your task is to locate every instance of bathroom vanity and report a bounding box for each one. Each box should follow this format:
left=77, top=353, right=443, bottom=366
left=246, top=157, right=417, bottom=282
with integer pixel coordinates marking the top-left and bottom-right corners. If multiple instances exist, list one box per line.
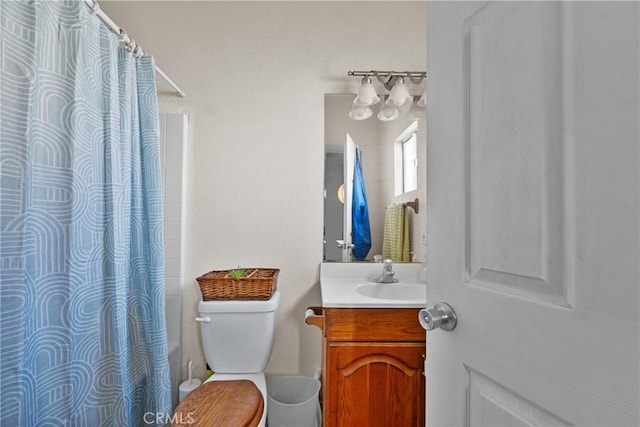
left=307, top=263, right=426, bottom=427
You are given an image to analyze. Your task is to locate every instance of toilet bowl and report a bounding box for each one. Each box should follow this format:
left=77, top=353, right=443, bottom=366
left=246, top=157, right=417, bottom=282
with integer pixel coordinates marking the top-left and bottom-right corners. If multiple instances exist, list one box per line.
left=173, top=292, right=280, bottom=426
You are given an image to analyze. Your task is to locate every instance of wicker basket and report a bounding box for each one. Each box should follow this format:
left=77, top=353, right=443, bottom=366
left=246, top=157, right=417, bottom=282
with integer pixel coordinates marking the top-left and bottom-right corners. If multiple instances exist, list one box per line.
left=196, top=268, right=279, bottom=301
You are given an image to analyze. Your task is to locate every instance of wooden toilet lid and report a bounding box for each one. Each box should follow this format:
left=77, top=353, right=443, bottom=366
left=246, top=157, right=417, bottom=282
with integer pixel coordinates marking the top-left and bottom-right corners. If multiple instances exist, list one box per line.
left=172, top=380, right=263, bottom=427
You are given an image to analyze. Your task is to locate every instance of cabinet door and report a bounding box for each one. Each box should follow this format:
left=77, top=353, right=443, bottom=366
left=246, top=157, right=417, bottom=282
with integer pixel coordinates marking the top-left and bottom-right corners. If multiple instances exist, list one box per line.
left=324, top=342, right=425, bottom=427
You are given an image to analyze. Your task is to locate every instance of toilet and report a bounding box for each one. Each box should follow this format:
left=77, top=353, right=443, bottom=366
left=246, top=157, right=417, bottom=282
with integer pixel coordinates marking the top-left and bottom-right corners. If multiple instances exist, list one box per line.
left=173, top=291, right=280, bottom=427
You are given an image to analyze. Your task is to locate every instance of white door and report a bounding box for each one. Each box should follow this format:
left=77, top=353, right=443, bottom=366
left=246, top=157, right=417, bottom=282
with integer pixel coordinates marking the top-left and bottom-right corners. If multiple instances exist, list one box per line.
left=343, top=133, right=356, bottom=261
left=425, top=2, right=639, bottom=426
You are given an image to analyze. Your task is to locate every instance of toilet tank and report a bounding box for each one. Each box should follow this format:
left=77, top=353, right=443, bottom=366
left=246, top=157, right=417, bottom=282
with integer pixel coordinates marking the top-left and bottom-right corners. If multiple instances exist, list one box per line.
left=197, top=291, right=280, bottom=373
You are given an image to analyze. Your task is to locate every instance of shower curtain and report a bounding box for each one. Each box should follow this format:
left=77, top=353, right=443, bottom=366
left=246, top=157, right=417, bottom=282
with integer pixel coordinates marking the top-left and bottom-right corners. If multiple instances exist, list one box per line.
left=0, top=1, right=171, bottom=426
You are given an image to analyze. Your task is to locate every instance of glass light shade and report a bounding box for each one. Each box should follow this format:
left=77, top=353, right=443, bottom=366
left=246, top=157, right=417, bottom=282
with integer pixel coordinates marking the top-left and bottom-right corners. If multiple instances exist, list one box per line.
left=377, top=102, right=400, bottom=121
left=349, top=105, right=373, bottom=120
left=417, top=88, right=427, bottom=107
left=408, top=99, right=426, bottom=120
left=353, top=76, right=380, bottom=106
left=386, top=77, right=411, bottom=106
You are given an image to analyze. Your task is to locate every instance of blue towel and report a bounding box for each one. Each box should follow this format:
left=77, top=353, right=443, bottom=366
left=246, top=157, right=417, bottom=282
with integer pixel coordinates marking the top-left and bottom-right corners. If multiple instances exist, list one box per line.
left=352, top=150, right=371, bottom=260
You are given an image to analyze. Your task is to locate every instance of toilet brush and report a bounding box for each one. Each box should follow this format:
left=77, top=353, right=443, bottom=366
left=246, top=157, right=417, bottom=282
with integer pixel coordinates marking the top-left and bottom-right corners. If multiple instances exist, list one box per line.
left=179, top=360, right=202, bottom=401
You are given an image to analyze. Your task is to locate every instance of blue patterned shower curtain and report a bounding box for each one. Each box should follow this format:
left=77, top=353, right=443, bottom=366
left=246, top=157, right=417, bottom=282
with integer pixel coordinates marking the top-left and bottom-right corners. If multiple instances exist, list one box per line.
left=0, top=1, right=171, bottom=425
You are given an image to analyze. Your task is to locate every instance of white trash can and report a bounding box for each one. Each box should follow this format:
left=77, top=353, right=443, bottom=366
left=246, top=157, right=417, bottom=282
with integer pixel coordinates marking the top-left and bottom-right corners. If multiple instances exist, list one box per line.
left=266, top=375, right=321, bottom=427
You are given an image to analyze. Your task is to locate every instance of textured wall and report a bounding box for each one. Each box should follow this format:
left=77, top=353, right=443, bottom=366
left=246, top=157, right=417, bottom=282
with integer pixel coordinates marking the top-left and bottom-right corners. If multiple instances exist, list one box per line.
left=101, top=1, right=426, bottom=379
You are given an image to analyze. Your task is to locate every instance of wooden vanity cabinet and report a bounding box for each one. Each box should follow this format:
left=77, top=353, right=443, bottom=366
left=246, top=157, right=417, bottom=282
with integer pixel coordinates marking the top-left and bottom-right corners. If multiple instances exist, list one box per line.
left=320, top=308, right=425, bottom=427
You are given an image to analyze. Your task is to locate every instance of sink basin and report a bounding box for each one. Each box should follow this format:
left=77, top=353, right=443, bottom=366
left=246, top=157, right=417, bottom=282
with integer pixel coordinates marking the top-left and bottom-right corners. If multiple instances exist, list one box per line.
left=320, top=262, right=425, bottom=307
left=356, top=283, right=426, bottom=301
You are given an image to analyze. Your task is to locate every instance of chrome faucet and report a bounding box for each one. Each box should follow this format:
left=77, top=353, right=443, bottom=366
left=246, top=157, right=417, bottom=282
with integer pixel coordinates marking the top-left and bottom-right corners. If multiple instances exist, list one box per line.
left=373, top=259, right=399, bottom=283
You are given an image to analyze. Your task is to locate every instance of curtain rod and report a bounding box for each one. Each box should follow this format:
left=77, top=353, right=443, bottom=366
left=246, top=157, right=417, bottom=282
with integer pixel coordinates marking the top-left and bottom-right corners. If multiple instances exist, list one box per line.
left=83, top=0, right=186, bottom=98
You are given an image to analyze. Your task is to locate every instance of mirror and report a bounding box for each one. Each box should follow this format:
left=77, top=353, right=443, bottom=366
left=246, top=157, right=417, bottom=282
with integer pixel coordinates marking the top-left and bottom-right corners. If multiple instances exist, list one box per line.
left=323, top=93, right=426, bottom=263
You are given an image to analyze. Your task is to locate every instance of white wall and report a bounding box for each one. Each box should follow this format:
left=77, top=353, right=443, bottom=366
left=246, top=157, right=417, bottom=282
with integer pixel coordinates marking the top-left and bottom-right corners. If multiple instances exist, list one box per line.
left=101, top=1, right=426, bottom=379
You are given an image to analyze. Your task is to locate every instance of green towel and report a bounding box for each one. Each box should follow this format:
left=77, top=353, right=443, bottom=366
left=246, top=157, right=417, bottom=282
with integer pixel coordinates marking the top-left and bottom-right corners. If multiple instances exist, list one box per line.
left=382, top=204, right=411, bottom=262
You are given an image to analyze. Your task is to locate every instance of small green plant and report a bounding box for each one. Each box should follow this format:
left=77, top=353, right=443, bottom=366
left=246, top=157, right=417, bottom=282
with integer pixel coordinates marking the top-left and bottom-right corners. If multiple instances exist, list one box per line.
left=229, top=267, right=246, bottom=278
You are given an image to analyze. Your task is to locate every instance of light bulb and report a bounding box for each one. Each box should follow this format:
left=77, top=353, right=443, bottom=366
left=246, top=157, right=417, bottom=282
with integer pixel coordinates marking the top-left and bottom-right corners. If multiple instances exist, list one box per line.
left=349, top=105, right=373, bottom=120
left=377, top=98, right=400, bottom=121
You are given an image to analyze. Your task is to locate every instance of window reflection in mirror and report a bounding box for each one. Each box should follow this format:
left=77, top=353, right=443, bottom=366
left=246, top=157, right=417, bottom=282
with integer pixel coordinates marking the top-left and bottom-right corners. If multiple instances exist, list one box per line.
left=394, top=122, right=418, bottom=196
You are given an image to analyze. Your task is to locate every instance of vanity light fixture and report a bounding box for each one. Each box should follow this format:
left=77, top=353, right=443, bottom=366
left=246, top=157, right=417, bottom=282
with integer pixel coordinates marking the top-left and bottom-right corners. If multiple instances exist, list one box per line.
left=377, top=96, right=401, bottom=121
left=353, top=76, right=380, bottom=106
left=417, top=88, right=427, bottom=107
left=408, top=96, right=426, bottom=120
left=347, top=70, right=426, bottom=121
left=386, top=76, right=412, bottom=106
left=349, top=105, right=373, bottom=120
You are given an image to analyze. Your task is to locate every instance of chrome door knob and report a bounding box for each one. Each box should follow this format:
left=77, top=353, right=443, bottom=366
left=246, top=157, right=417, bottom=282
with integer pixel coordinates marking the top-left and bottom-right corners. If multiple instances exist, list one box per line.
left=419, top=302, right=457, bottom=331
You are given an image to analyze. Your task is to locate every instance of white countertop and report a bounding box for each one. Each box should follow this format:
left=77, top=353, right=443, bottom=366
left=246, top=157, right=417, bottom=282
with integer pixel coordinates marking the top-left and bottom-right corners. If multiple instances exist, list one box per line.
left=320, top=262, right=427, bottom=308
